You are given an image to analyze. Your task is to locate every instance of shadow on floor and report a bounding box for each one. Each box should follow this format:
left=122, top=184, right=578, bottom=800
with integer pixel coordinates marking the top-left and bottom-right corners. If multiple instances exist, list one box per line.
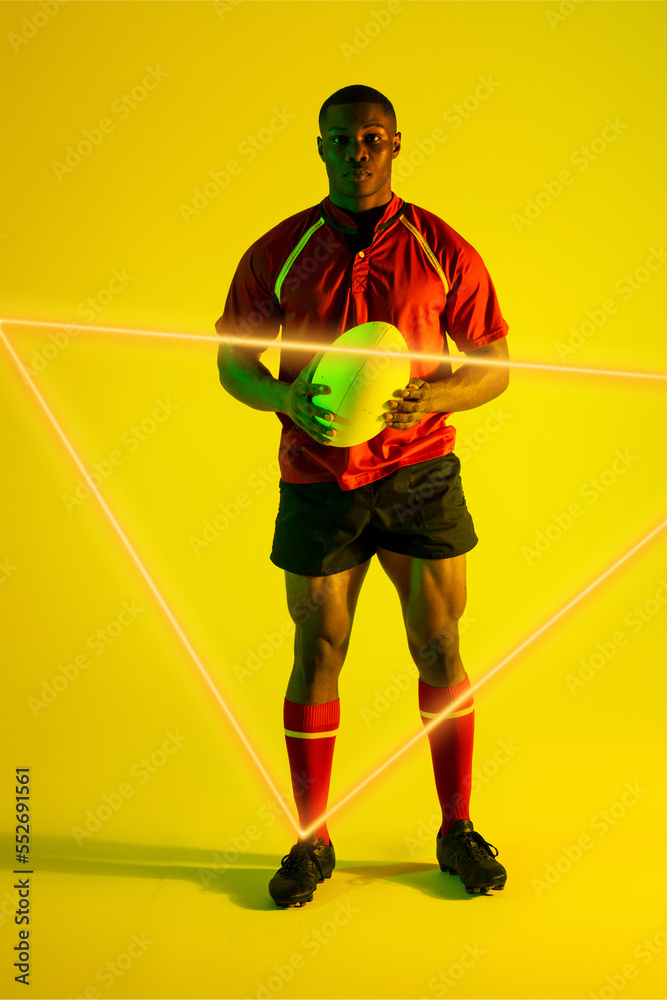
left=0, top=835, right=492, bottom=910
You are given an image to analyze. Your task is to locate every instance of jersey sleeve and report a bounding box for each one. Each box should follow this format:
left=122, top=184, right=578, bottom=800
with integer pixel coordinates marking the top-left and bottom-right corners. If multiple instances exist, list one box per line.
left=444, top=243, right=509, bottom=351
left=214, top=239, right=282, bottom=351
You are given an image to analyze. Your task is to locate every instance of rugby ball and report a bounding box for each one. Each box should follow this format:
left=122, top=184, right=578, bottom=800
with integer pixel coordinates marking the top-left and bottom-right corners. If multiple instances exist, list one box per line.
left=309, top=322, right=411, bottom=447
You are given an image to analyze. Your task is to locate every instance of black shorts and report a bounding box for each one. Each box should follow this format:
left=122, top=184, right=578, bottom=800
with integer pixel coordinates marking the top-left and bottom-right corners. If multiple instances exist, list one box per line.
left=270, top=452, right=478, bottom=577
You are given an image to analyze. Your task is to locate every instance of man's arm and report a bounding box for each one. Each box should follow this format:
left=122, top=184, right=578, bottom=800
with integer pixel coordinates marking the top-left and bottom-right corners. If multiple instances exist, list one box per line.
left=217, top=341, right=288, bottom=413
left=217, top=340, right=336, bottom=445
left=384, top=336, right=510, bottom=428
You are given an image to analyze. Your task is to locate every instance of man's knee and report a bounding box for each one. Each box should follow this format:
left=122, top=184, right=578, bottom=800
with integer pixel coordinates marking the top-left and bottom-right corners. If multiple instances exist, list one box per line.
left=409, top=623, right=461, bottom=670
left=295, top=630, right=349, bottom=675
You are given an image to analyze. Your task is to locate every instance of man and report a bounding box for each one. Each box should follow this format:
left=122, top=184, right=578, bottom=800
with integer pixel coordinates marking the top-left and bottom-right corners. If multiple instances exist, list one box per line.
left=215, top=84, right=510, bottom=907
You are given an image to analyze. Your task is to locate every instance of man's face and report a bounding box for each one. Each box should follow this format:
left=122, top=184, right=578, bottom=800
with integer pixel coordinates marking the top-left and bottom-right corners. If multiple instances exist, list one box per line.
left=317, top=102, right=401, bottom=211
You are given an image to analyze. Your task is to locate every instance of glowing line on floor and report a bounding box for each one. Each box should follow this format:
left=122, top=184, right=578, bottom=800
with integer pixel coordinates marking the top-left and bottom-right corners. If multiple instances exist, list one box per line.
left=2, top=316, right=665, bottom=380
left=0, top=323, right=299, bottom=836
left=300, top=517, right=667, bottom=838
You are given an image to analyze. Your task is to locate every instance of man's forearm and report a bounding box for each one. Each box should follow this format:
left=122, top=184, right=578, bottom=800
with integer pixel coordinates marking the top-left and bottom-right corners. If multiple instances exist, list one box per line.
left=427, top=358, right=509, bottom=413
left=217, top=344, right=288, bottom=413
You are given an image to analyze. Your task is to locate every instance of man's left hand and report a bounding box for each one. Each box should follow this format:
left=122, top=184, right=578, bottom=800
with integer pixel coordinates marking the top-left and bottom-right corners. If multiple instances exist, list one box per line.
left=383, top=379, right=433, bottom=429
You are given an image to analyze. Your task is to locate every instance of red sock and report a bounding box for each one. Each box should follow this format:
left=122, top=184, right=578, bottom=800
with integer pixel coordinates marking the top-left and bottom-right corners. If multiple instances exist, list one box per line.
left=284, top=698, right=339, bottom=845
left=419, top=677, right=475, bottom=835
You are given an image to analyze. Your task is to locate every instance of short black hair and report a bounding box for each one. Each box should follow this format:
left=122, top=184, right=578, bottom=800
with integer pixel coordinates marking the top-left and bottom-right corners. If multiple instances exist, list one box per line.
left=318, top=85, right=397, bottom=134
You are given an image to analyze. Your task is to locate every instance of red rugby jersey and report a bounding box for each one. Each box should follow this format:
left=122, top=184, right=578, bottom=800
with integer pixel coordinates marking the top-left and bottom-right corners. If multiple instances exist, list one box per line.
left=215, top=191, right=509, bottom=490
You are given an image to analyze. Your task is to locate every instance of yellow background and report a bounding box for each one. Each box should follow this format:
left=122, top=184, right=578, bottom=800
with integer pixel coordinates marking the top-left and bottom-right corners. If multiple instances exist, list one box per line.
left=1, top=2, right=666, bottom=999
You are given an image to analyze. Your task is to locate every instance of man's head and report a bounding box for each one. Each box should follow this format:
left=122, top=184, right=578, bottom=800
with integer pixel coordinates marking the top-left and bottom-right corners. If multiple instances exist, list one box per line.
left=317, top=85, right=401, bottom=212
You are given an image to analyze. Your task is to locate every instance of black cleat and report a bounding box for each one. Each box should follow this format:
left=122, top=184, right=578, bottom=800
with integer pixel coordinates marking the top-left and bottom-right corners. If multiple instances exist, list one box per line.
left=436, top=819, right=507, bottom=894
left=268, top=836, right=335, bottom=908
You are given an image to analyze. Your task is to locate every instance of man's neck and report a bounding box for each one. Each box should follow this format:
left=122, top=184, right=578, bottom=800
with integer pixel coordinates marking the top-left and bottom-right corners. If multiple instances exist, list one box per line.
left=328, top=191, right=393, bottom=215
left=344, top=200, right=391, bottom=217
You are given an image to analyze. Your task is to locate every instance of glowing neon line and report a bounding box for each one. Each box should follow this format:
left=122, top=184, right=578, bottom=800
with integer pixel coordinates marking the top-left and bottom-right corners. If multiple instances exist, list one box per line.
left=299, top=517, right=667, bottom=838
left=4, top=317, right=666, bottom=847
left=216, top=335, right=665, bottom=381
left=0, top=324, right=299, bottom=836
left=2, top=316, right=665, bottom=381
left=2, top=317, right=221, bottom=345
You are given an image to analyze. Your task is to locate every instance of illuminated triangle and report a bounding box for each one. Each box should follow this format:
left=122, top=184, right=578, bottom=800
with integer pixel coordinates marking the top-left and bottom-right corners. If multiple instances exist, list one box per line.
left=2, top=318, right=665, bottom=840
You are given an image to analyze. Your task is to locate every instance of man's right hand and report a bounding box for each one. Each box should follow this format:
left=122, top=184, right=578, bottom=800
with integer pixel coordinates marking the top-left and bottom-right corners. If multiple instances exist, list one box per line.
left=279, top=357, right=336, bottom=446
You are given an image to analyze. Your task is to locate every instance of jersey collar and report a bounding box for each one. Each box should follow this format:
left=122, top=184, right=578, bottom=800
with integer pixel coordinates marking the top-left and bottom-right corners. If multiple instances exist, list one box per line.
left=319, top=191, right=405, bottom=234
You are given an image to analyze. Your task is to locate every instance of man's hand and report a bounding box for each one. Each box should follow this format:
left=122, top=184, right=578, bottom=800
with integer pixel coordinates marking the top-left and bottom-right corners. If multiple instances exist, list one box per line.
left=280, top=357, right=337, bottom=446
left=382, top=339, right=511, bottom=426
left=383, top=378, right=433, bottom=430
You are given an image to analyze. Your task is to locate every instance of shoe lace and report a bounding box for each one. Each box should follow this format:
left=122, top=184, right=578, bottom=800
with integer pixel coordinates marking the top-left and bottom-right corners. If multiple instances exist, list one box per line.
left=456, top=830, right=499, bottom=863
left=278, top=839, right=325, bottom=879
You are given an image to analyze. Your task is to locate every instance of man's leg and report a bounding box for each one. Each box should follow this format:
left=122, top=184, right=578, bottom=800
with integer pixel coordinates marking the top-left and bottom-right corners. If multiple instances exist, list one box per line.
left=376, top=546, right=506, bottom=892
left=268, top=560, right=371, bottom=907
left=267, top=469, right=376, bottom=905
left=375, top=548, right=473, bottom=830
left=283, top=559, right=371, bottom=842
